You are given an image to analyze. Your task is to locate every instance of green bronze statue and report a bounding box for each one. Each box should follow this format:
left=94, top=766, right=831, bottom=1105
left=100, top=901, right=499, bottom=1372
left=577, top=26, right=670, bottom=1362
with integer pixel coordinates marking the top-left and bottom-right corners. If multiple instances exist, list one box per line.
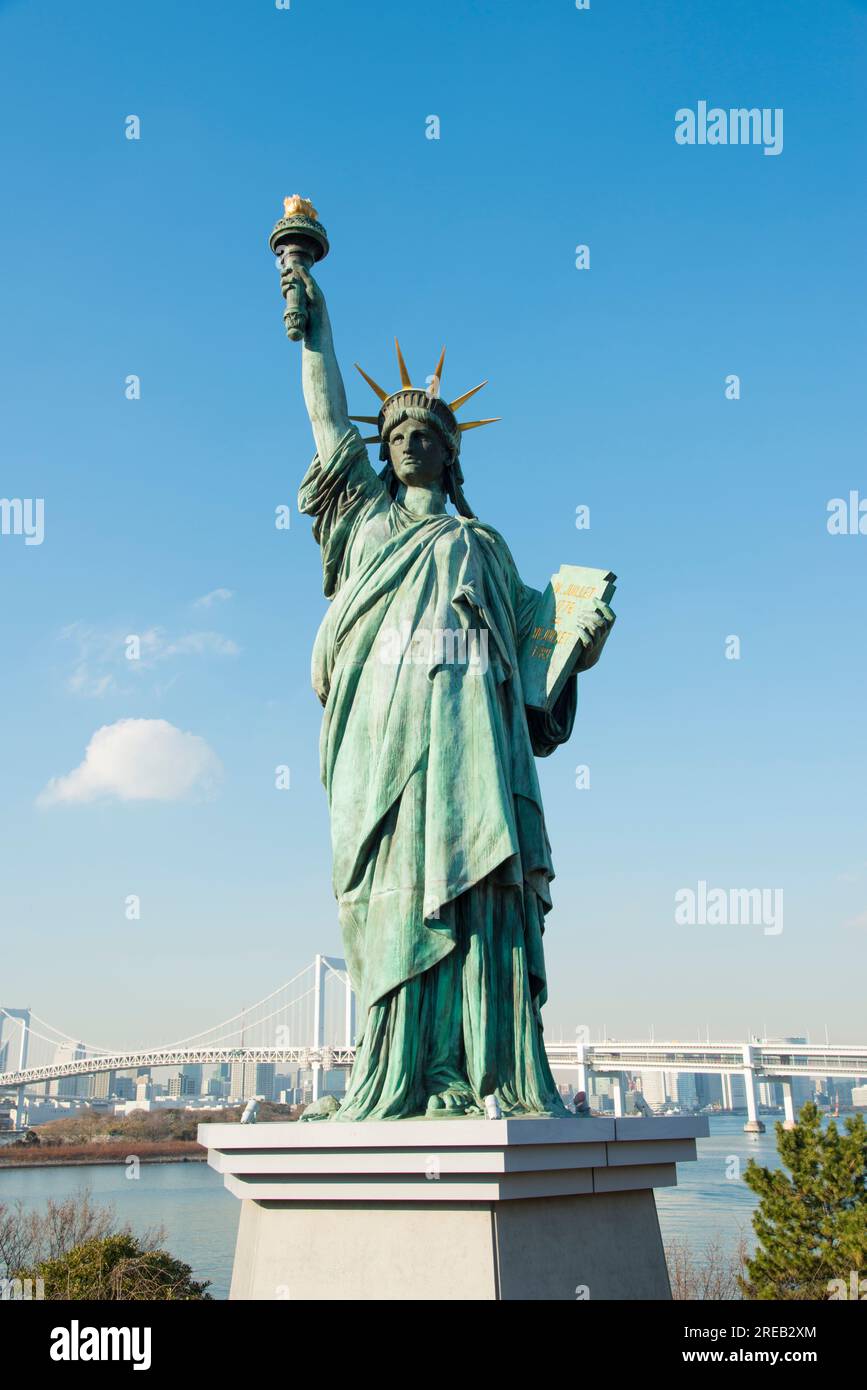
left=271, top=197, right=616, bottom=1121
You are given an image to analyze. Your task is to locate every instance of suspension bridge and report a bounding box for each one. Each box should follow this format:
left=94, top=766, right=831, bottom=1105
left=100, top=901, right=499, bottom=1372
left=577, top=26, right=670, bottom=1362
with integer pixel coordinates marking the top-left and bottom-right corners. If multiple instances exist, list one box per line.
left=2, top=958, right=866, bottom=1130
left=0, top=955, right=354, bottom=1112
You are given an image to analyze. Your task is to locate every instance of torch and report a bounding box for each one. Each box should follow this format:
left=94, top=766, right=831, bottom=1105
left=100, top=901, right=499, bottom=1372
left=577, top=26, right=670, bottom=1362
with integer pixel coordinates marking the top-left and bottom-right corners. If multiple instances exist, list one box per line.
left=269, top=195, right=330, bottom=341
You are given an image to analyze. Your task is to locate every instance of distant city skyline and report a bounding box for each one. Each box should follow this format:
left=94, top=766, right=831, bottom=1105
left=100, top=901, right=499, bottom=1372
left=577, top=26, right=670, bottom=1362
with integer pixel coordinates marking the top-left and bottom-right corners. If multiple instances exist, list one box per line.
left=4, top=1056, right=861, bottom=1120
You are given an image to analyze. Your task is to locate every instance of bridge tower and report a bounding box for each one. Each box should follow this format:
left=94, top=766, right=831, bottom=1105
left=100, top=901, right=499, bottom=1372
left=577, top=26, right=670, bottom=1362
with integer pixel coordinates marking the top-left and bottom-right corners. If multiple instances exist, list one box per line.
left=311, top=956, right=355, bottom=1102
left=742, top=1043, right=766, bottom=1133
left=1, top=1008, right=31, bottom=1126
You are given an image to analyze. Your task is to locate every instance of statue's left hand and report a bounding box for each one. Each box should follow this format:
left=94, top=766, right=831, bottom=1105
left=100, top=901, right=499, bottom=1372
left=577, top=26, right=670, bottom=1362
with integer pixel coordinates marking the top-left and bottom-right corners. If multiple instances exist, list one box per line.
left=572, top=601, right=616, bottom=674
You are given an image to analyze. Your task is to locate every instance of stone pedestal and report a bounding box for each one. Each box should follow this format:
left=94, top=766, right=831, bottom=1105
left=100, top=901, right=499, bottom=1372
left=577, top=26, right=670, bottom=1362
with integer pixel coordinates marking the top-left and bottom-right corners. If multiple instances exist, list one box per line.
left=198, top=1114, right=708, bottom=1301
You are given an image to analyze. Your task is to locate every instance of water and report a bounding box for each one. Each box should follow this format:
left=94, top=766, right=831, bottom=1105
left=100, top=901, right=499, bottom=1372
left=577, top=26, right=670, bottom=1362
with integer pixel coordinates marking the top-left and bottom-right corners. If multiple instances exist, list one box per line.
left=0, top=1161, right=239, bottom=1300
left=654, top=1114, right=784, bottom=1257
left=0, top=1117, right=808, bottom=1298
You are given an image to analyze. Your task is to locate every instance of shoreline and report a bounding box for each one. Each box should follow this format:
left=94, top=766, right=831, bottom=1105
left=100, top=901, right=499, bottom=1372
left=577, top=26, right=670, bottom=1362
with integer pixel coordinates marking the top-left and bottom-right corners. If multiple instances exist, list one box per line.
left=0, top=1150, right=208, bottom=1170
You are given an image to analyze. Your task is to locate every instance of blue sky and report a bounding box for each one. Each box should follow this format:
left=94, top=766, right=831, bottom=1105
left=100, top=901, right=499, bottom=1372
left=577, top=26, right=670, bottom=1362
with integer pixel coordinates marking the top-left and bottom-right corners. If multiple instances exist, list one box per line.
left=1, top=0, right=865, bottom=1049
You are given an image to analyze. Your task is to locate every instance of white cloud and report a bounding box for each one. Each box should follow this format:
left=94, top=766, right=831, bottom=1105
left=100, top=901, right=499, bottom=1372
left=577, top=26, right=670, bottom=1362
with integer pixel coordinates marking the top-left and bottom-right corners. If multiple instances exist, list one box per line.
left=60, top=622, right=240, bottom=697
left=194, top=588, right=234, bottom=608
left=149, top=630, right=239, bottom=659
left=38, top=719, right=222, bottom=806
left=67, top=668, right=116, bottom=698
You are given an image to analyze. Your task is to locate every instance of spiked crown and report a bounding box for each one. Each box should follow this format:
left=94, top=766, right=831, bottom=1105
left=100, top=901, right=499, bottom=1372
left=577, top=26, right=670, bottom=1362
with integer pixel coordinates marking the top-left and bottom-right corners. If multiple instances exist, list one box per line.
left=351, top=340, right=499, bottom=462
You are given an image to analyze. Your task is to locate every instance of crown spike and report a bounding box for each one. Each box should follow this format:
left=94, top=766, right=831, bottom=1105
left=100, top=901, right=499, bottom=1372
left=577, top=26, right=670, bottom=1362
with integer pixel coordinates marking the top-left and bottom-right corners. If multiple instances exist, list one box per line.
left=350, top=415, right=380, bottom=424
left=430, top=346, right=446, bottom=396
left=449, top=380, right=488, bottom=412
left=354, top=363, right=388, bottom=402
left=458, top=418, right=500, bottom=432
left=394, top=338, right=413, bottom=389
left=360, top=434, right=381, bottom=444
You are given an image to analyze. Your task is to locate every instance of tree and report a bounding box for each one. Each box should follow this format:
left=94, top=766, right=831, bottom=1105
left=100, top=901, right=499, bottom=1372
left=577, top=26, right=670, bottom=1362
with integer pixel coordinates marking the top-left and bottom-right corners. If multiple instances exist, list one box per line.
left=24, top=1232, right=211, bottom=1301
left=666, top=1233, right=750, bottom=1300
left=0, top=1191, right=115, bottom=1279
left=2, top=1190, right=209, bottom=1301
left=740, top=1100, right=867, bottom=1299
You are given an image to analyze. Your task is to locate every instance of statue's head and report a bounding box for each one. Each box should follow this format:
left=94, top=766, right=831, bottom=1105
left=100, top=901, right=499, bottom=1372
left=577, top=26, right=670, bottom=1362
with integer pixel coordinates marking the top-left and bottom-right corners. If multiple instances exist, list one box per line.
left=380, top=396, right=469, bottom=511
left=350, top=341, right=499, bottom=518
left=382, top=401, right=456, bottom=485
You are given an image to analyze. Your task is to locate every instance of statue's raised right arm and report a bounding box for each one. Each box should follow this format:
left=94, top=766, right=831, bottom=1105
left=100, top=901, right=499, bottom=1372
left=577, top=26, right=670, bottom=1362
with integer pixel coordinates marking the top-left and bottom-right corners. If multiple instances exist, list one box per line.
left=283, top=262, right=351, bottom=465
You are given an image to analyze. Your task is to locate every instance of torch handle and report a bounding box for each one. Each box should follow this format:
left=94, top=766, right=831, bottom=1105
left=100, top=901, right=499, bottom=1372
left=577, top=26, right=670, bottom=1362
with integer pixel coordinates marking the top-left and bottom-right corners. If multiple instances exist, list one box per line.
left=276, top=242, right=316, bottom=342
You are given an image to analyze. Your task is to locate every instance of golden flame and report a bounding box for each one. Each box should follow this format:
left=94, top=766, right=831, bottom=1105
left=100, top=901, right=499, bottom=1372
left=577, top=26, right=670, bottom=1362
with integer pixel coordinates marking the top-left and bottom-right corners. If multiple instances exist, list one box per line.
left=283, top=194, right=318, bottom=221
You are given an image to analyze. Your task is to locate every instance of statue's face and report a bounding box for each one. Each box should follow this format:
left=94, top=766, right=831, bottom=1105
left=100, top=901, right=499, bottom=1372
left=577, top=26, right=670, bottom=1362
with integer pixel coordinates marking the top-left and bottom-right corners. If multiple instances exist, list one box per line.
left=388, top=420, right=448, bottom=489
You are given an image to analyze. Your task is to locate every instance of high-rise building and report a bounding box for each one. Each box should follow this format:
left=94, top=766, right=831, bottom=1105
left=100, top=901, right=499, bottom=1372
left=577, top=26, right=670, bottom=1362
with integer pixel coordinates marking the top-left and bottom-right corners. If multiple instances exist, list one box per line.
left=181, top=1064, right=203, bottom=1096
left=666, top=1072, right=699, bottom=1108
left=254, top=1063, right=275, bottom=1102
left=720, top=1072, right=747, bottom=1110
left=695, top=1073, right=724, bottom=1108
left=758, top=1080, right=783, bottom=1108
left=91, top=1070, right=117, bottom=1100
left=168, top=1071, right=199, bottom=1098
left=636, top=1072, right=667, bottom=1107
left=229, top=1061, right=275, bottom=1102
left=50, top=1041, right=86, bottom=1098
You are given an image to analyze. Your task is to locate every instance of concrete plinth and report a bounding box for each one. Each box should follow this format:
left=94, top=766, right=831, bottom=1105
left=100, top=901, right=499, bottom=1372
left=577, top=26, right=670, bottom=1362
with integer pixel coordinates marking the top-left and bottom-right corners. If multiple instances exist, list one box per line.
left=198, top=1114, right=709, bottom=1301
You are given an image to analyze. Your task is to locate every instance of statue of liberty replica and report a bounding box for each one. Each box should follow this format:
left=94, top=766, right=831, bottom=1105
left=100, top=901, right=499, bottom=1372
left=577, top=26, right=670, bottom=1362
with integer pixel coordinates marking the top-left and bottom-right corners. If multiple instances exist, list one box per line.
left=271, top=198, right=616, bottom=1122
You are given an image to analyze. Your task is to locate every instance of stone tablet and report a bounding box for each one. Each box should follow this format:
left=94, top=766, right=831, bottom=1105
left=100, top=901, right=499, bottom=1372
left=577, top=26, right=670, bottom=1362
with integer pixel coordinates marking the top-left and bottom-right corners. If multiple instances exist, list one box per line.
left=519, top=564, right=616, bottom=711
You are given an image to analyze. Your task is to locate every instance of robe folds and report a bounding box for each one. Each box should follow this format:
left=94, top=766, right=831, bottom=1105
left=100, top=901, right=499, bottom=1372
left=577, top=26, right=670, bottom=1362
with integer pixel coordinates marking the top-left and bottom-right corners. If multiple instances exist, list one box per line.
left=299, top=428, right=576, bottom=1119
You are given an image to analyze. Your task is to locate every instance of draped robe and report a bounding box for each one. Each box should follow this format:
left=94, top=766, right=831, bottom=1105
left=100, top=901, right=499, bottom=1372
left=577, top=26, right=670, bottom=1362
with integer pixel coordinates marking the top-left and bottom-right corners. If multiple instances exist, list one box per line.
left=299, top=428, right=577, bottom=1119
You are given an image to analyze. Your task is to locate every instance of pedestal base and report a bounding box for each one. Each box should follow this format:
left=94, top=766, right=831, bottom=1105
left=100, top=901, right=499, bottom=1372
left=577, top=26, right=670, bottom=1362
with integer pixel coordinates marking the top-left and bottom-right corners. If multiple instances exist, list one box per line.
left=198, top=1115, right=709, bottom=1302
left=232, top=1188, right=671, bottom=1300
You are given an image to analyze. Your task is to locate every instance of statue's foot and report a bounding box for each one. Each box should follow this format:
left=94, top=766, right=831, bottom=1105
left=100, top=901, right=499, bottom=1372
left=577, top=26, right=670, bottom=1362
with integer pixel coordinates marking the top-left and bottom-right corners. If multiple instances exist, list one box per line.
left=299, top=1095, right=341, bottom=1122
left=426, top=1087, right=481, bottom=1116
